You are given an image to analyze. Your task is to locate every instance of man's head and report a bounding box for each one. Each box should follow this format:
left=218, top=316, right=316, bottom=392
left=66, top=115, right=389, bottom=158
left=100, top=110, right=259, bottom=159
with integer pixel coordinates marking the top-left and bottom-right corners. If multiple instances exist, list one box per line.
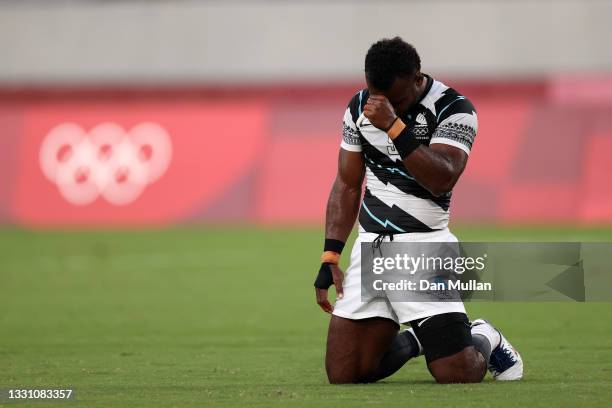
left=364, top=37, right=425, bottom=115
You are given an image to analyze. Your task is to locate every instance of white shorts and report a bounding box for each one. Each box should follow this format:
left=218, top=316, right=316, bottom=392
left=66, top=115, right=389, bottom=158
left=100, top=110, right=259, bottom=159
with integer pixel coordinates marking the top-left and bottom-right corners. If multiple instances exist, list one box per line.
left=332, top=228, right=466, bottom=324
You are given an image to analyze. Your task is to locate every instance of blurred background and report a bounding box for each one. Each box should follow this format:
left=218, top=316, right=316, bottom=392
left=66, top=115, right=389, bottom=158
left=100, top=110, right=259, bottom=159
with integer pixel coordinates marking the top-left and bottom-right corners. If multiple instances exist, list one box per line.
left=1, top=0, right=612, bottom=227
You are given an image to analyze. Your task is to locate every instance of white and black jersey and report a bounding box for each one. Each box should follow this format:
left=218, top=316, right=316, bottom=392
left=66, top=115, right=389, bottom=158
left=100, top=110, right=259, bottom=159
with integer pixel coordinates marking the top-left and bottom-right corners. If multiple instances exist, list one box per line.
left=340, top=75, right=477, bottom=233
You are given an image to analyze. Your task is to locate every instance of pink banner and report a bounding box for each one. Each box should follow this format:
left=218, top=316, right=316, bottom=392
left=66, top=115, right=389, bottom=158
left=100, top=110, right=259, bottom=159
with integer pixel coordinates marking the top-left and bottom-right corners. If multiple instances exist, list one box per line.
left=9, top=102, right=267, bottom=226
left=1, top=76, right=611, bottom=226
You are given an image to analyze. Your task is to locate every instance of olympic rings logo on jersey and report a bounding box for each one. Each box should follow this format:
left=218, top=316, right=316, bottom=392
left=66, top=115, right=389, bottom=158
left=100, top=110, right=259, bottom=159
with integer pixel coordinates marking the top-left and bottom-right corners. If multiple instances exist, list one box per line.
left=39, top=122, right=173, bottom=206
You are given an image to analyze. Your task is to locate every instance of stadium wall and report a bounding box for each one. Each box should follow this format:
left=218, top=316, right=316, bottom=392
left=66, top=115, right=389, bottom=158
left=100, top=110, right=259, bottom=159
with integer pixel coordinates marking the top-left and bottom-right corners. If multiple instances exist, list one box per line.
left=1, top=76, right=612, bottom=227
left=1, top=0, right=612, bottom=84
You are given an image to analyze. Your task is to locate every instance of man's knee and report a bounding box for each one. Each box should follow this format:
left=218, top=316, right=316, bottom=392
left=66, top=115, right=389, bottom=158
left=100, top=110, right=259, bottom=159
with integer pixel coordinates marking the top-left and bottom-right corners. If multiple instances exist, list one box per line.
left=326, top=357, right=380, bottom=384
left=325, top=315, right=398, bottom=384
left=410, top=312, right=485, bottom=383
left=327, top=369, right=361, bottom=384
left=428, top=347, right=486, bottom=384
left=326, top=367, right=374, bottom=384
left=325, top=317, right=361, bottom=384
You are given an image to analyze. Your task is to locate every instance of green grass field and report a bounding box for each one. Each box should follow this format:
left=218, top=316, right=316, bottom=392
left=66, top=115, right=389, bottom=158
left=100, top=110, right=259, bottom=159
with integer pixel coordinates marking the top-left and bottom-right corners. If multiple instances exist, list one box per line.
left=1, top=225, right=611, bottom=407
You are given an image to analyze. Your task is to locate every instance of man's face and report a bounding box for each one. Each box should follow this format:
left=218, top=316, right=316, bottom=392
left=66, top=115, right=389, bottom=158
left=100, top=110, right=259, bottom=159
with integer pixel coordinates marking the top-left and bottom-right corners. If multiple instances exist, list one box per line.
left=367, top=73, right=424, bottom=116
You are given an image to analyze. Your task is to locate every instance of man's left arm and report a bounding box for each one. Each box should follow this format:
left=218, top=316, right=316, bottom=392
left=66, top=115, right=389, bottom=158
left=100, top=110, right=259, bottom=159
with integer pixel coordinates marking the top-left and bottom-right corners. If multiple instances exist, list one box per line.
left=364, top=95, right=476, bottom=197
left=393, top=143, right=467, bottom=197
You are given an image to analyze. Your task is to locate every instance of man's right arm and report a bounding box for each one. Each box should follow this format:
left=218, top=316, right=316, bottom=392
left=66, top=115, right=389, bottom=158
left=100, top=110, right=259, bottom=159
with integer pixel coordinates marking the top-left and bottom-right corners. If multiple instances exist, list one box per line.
left=325, top=149, right=365, bottom=243
left=326, top=92, right=366, bottom=241
left=314, top=93, right=365, bottom=313
left=315, top=148, right=364, bottom=313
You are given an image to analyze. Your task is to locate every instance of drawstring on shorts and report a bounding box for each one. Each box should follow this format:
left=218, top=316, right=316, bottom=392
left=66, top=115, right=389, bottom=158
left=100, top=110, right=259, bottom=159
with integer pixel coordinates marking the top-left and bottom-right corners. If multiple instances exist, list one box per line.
left=372, top=232, right=394, bottom=257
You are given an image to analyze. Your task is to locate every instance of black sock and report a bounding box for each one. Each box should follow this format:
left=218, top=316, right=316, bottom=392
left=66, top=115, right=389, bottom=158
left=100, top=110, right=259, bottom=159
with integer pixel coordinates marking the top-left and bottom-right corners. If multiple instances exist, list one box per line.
left=371, top=330, right=420, bottom=382
left=472, top=334, right=492, bottom=364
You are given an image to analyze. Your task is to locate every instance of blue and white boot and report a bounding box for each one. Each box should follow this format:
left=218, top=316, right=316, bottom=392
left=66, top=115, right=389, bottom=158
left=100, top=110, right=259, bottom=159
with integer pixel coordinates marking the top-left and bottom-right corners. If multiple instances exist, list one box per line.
left=471, top=319, right=523, bottom=381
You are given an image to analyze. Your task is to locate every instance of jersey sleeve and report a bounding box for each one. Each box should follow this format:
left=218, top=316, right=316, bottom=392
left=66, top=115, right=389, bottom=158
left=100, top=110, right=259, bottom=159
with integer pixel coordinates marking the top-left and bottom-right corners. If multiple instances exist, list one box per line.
left=429, top=98, right=477, bottom=155
left=340, top=92, right=363, bottom=152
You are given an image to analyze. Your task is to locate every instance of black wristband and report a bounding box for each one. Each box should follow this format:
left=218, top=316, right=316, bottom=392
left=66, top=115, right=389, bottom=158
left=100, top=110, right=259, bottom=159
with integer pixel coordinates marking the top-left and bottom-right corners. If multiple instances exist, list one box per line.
left=392, top=126, right=421, bottom=160
left=314, top=263, right=334, bottom=289
left=324, top=238, right=345, bottom=254
left=384, top=117, right=399, bottom=132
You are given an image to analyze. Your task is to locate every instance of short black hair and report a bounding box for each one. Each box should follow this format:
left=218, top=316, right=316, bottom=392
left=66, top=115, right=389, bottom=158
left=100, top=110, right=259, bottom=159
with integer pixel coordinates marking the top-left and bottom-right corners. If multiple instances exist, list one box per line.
left=364, top=37, right=421, bottom=91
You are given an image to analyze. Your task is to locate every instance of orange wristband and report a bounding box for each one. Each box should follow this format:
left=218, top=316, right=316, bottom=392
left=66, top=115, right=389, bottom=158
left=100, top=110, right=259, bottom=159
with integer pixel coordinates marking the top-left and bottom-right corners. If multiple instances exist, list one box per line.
left=321, top=251, right=341, bottom=265
left=387, top=118, right=406, bottom=140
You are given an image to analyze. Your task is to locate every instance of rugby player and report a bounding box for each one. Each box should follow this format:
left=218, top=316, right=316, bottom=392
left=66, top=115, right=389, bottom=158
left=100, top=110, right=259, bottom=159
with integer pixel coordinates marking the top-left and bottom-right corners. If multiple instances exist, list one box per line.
left=314, top=37, right=523, bottom=384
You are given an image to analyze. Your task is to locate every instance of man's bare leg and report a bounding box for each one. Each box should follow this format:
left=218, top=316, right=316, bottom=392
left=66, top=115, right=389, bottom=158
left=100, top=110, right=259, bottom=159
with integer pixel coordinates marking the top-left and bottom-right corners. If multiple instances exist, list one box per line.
left=325, top=315, right=398, bottom=384
left=426, top=347, right=486, bottom=383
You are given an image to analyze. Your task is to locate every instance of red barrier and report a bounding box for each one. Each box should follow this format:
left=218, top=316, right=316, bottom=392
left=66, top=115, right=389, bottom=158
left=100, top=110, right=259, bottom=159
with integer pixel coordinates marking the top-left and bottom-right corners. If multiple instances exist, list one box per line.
left=1, top=76, right=611, bottom=226
left=9, top=102, right=267, bottom=226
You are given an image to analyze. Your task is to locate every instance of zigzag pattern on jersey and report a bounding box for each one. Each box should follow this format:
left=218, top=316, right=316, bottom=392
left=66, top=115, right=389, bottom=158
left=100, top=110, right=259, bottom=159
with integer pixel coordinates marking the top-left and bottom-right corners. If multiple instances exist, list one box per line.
left=433, top=88, right=477, bottom=122
left=359, top=135, right=451, bottom=211
left=358, top=189, right=435, bottom=233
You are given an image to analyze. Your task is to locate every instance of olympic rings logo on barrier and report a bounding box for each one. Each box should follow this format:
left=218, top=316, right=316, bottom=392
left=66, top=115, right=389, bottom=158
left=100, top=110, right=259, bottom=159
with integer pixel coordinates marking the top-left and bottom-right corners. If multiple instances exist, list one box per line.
left=39, top=122, right=173, bottom=206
